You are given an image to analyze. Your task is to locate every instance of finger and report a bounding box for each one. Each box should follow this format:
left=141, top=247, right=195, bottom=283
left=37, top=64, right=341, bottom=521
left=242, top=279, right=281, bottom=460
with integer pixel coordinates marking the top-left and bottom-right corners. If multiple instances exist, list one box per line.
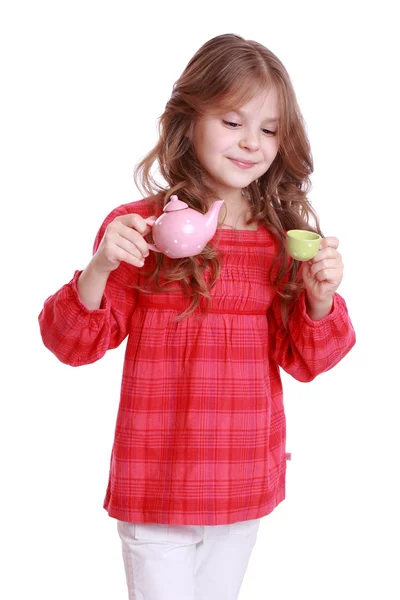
left=145, top=216, right=157, bottom=227
left=116, top=213, right=152, bottom=236
left=113, top=246, right=146, bottom=268
left=117, top=223, right=151, bottom=257
left=309, top=258, right=343, bottom=279
left=310, top=247, right=341, bottom=264
left=320, top=236, right=339, bottom=250
left=313, top=267, right=342, bottom=283
left=115, top=233, right=148, bottom=261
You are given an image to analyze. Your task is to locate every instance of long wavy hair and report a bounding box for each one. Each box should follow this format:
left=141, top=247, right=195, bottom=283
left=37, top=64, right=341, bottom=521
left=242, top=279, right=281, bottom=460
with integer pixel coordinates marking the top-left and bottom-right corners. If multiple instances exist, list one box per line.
left=134, top=33, right=322, bottom=322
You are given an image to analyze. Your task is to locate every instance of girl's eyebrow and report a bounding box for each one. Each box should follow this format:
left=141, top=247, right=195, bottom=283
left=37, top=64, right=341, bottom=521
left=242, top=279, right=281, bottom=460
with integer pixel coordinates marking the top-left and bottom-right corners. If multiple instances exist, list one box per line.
left=231, top=109, right=279, bottom=122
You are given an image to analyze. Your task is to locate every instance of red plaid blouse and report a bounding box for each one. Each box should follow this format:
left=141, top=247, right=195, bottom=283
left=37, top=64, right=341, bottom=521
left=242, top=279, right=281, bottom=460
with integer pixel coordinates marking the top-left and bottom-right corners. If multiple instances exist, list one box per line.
left=39, top=199, right=356, bottom=526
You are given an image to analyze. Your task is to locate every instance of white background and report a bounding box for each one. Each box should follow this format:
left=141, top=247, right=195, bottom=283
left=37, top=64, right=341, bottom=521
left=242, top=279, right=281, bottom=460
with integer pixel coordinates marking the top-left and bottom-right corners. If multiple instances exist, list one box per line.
left=1, top=0, right=399, bottom=598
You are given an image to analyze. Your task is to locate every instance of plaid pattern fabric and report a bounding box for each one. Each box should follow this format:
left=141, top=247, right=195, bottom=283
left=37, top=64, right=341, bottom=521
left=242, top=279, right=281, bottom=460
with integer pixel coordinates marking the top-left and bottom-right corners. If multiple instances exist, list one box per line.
left=39, top=199, right=356, bottom=525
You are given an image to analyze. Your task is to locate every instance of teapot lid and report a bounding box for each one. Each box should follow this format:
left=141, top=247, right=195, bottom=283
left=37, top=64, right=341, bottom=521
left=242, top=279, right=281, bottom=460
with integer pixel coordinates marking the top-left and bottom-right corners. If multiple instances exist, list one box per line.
left=163, top=195, right=188, bottom=212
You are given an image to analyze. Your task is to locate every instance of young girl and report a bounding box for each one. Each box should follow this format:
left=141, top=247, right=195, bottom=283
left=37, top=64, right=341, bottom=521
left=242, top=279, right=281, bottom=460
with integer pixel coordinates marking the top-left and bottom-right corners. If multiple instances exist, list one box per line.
left=39, top=33, right=355, bottom=600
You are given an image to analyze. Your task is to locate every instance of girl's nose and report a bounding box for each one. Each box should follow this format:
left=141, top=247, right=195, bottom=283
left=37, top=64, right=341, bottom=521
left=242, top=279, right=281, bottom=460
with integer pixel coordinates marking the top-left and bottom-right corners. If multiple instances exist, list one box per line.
left=239, top=130, right=260, bottom=151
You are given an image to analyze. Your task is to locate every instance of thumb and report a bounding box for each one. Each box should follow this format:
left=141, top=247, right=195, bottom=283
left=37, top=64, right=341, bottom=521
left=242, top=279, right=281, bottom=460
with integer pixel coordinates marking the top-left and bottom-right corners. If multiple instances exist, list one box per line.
left=143, top=216, right=157, bottom=235
left=145, top=216, right=157, bottom=227
left=301, top=262, right=313, bottom=283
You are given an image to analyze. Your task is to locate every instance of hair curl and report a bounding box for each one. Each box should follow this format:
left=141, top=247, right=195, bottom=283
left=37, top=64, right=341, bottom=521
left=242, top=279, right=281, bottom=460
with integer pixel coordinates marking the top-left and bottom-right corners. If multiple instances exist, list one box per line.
left=134, top=33, right=322, bottom=323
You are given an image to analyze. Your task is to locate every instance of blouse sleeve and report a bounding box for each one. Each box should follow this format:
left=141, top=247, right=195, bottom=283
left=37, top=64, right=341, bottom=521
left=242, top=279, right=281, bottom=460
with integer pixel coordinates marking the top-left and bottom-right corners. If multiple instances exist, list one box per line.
left=267, top=290, right=356, bottom=382
left=38, top=203, right=146, bottom=367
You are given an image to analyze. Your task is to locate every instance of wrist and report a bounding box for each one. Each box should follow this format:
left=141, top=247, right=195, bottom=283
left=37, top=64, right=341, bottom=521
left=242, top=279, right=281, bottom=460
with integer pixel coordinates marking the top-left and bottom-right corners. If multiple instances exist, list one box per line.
left=76, top=261, right=110, bottom=310
left=88, top=256, right=114, bottom=280
left=305, top=295, right=334, bottom=321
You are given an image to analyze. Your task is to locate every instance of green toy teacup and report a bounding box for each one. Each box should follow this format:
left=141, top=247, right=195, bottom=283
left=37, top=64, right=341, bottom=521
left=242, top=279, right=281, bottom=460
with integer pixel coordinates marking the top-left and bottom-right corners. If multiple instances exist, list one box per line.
left=286, top=230, right=322, bottom=261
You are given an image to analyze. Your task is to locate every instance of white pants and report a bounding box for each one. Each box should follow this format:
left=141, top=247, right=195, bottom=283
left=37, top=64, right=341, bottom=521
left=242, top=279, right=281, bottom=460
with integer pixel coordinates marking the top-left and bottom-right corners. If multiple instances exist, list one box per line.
left=117, top=518, right=260, bottom=600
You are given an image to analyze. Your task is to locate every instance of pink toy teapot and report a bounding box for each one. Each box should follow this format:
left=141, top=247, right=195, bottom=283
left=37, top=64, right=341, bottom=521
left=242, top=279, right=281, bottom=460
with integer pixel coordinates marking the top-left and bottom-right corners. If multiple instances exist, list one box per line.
left=146, top=195, right=224, bottom=259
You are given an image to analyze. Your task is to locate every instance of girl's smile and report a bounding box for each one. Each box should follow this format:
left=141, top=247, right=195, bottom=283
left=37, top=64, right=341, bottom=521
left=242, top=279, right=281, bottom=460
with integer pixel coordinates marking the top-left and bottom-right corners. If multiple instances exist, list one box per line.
left=228, top=158, right=258, bottom=169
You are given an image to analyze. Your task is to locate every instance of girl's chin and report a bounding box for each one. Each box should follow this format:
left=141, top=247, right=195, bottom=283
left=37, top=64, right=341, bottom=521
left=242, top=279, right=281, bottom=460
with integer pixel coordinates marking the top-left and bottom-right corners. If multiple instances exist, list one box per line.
left=215, top=175, right=257, bottom=189
left=217, top=181, right=255, bottom=194
left=211, top=185, right=245, bottom=200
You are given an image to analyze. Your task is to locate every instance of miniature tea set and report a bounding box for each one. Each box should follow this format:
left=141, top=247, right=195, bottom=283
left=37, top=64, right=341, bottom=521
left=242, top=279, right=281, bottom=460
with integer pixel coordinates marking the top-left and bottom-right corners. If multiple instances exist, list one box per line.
left=146, top=195, right=321, bottom=261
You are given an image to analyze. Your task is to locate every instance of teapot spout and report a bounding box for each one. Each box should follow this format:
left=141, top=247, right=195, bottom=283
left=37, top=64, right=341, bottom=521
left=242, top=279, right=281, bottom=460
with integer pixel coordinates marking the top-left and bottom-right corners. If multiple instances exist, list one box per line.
left=205, top=200, right=225, bottom=234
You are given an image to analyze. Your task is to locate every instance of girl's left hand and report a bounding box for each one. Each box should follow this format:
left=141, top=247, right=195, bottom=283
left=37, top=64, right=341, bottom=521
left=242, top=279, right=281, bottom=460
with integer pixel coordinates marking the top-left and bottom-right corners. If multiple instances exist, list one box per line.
left=302, top=236, right=344, bottom=305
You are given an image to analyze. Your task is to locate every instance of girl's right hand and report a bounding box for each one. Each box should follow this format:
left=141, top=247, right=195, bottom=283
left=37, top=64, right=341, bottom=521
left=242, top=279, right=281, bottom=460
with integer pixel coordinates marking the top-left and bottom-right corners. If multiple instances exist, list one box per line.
left=91, top=213, right=156, bottom=275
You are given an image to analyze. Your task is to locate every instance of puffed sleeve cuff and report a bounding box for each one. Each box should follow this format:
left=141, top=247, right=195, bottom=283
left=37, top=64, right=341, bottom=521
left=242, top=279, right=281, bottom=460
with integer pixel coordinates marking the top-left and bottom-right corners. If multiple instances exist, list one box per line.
left=294, top=291, right=343, bottom=328
left=286, top=290, right=356, bottom=377
left=38, top=270, right=115, bottom=366
left=288, top=291, right=355, bottom=344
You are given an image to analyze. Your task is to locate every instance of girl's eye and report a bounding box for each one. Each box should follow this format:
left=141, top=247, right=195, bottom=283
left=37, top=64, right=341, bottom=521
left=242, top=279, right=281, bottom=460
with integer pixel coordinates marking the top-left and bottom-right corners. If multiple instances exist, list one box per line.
left=222, top=120, right=241, bottom=128
left=223, top=120, right=276, bottom=136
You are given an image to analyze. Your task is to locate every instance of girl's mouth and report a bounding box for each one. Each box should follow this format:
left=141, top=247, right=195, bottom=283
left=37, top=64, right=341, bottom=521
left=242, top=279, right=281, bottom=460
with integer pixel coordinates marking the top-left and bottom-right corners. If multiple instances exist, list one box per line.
left=228, top=158, right=256, bottom=169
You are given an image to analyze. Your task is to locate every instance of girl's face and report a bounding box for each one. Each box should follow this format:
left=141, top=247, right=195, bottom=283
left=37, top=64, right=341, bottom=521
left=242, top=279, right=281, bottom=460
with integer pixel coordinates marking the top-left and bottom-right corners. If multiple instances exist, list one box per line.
left=192, top=88, right=280, bottom=203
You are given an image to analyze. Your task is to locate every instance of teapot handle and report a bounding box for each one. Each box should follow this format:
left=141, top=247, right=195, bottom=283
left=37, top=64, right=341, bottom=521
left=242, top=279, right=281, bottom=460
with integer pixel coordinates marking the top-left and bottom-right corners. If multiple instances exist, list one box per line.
left=144, top=217, right=161, bottom=253
left=147, top=243, right=161, bottom=253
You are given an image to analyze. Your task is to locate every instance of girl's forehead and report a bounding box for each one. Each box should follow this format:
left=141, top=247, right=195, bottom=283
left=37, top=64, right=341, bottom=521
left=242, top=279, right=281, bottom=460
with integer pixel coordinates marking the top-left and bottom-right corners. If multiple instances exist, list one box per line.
left=209, top=86, right=280, bottom=119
